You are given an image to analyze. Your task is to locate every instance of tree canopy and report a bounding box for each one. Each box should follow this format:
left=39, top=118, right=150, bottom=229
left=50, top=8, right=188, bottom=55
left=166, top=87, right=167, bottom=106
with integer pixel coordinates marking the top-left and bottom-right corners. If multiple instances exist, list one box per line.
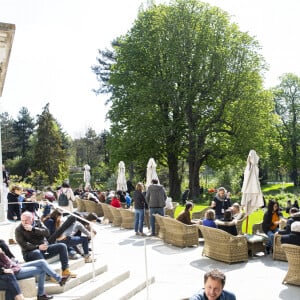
left=93, top=0, right=273, bottom=199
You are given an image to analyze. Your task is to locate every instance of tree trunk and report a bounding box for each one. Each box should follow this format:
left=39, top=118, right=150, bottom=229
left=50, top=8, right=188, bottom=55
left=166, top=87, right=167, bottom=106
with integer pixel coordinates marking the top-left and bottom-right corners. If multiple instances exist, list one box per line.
left=167, top=152, right=181, bottom=201
left=188, top=147, right=201, bottom=199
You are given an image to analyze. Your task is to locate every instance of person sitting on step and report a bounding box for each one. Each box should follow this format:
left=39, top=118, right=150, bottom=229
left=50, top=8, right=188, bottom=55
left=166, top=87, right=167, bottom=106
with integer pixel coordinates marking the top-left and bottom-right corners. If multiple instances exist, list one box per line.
left=15, top=211, right=76, bottom=279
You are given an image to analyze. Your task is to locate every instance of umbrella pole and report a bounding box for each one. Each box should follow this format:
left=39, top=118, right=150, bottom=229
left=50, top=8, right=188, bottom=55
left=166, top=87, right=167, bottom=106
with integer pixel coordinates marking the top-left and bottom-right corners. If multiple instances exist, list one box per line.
left=245, top=215, right=249, bottom=234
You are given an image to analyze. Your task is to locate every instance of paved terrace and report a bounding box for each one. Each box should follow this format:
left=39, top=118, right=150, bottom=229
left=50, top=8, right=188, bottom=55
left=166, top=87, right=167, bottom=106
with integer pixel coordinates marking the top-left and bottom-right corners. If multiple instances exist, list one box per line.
left=1, top=220, right=299, bottom=300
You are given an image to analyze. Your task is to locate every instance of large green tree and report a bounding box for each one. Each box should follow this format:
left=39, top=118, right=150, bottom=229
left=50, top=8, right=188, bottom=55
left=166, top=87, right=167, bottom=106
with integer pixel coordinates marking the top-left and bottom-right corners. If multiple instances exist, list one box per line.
left=272, top=73, right=300, bottom=186
left=93, top=0, right=271, bottom=199
left=33, top=103, right=68, bottom=184
left=13, top=107, right=35, bottom=157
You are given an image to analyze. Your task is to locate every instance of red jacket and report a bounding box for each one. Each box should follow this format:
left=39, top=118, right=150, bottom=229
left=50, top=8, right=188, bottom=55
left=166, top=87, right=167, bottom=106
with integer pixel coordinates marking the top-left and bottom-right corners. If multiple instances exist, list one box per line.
left=111, top=197, right=121, bottom=208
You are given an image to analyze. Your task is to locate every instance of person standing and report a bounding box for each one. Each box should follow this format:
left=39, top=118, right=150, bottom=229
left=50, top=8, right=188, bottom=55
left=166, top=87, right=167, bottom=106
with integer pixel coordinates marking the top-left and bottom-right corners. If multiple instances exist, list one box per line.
left=145, top=179, right=167, bottom=236
left=210, top=187, right=231, bottom=220
left=57, top=182, right=75, bottom=213
left=133, top=182, right=146, bottom=236
left=2, top=165, right=9, bottom=209
left=189, top=269, right=236, bottom=300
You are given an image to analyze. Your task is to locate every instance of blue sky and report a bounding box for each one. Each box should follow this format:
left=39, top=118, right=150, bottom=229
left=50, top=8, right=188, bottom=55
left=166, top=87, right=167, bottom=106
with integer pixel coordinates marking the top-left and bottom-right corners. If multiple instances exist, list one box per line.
left=0, top=0, right=299, bottom=137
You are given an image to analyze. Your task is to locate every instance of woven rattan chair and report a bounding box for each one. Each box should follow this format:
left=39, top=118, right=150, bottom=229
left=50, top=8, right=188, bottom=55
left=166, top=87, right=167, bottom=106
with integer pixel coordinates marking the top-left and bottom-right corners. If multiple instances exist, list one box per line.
left=273, top=234, right=287, bottom=261
left=75, top=197, right=86, bottom=212
left=100, top=203, right=114, bottom=223
left=191, top=207, right=210, bottom=220
left=252, top=222, right=263, bottom=234
left=282, top=244, right=300, bottom=285
left=199, top=225, right=248, bottom=263
left=161, top=217, right=199, bottom=248
left=236, top=213, right=246, bottom=235
left=164, top=202, right=179, bottom=218
left=84, top=200, right=104, bottom=217
left=154, top=213, right=166, bottom=239
left=110, top=206, right=122, bottom=226
left=119, top=208, right=135, bottom=229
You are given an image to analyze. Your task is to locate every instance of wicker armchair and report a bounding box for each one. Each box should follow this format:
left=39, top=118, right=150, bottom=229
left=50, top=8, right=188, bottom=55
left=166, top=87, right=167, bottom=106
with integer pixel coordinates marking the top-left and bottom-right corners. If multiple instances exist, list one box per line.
left=273, top=234, right=287, bottom=261
left=84, top=200, right=104, bottom=217
left=154, top=213, right=166, bottom=239
left=199, top=225, right=248, bottom=264
left=109, top=206, right=122, bottom=226
left=191, top=207, right=210, bottom=220
left=119, top=208, right=135, bottom=229
left=161, top=217, right=199, bottom=248
left=164, top=202, right=179, bottom=218
left=100, top=203, right=114, bottom=223
left=282, top=244, right=300, bottom=285
left=236, top=214, right=246, bottom=235
left=252, top=222, right=263, bottom=235
left=75, top=197, right=86, bottom=213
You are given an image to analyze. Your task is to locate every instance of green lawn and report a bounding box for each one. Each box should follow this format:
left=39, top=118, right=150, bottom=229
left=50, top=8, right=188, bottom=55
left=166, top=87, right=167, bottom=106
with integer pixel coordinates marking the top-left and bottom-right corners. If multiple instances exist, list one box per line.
left=175, top=204, right=265, bottom=234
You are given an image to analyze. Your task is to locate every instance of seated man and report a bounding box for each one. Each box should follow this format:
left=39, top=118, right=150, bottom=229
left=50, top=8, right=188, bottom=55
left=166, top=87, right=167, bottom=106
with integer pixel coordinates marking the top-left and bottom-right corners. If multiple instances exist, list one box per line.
left=281, top=221, right=300, bottom=246
left=231, top=203, right=244, bottom=220
left=189, top=268, right=236, bottom=300
left=176, top=202, right=199, bottom=225
left=15, top=211, right=76, bottom=278
left=278, top=207, right=300, bottom=235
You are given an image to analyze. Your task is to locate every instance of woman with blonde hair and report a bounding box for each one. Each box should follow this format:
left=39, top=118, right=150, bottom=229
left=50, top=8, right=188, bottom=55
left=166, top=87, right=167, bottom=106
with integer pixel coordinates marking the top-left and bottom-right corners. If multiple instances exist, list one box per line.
left=202, top=209, right=217, bottom=228
left=133, top=182, right=146, bottom=236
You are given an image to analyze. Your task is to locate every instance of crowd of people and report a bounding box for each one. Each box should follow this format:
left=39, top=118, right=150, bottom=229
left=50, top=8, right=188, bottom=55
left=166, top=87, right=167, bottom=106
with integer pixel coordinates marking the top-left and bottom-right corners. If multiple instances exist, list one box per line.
left=3, top=172, right=300, bottom=299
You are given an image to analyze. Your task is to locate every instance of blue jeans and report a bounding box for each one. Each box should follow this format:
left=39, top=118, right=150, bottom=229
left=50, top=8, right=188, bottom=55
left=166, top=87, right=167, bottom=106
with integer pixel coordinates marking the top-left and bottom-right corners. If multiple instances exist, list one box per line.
left=134, top=209, right=145, bottom=233
left=16, top=259, right=61, bottom=296
left=0, top=273, right=21, bottom=300
left=59, top=236, right=89, bottom=255
left=23, top=242, right=69, bottom=270
left=266, top=228, right=279, bottom=248
left=149, top=207, right=164, bottom=235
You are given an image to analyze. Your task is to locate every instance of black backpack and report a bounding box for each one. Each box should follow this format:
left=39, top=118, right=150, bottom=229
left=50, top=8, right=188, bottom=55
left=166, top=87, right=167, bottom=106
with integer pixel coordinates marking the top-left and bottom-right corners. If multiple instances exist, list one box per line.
left=58, top=191, right=69, bottom=206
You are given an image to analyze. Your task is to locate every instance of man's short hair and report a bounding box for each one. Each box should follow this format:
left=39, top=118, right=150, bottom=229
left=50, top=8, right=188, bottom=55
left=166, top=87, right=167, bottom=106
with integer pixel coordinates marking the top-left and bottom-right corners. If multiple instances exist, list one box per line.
left=204, top=269, right=226, bottom=287
left=151, top=179, right=158, bottom=184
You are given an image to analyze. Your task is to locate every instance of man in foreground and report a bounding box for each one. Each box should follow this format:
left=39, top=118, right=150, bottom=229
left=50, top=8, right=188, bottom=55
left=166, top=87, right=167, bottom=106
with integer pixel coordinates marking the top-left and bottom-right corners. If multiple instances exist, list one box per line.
left=189, top=269, right=236, bottom=300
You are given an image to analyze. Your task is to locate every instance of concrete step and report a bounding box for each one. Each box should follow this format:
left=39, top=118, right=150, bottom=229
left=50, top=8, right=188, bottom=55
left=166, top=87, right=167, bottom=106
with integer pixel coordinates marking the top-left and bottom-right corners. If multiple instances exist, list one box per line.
left=47, top=254, right=86, bottom=274
left=49, top=268, right=130, bottom=300
left=45, top=262, right=108, bottom=294
left=94, top=276, right=155, bottom=300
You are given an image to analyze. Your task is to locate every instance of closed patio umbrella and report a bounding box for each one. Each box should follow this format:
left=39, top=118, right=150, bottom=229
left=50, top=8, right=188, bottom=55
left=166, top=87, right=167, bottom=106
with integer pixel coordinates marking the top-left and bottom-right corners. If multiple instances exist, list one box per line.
left=241, top=150, right=264, bottom=232
left=83, top=164, right=91, bottom=189
left=146, top=158, right=159, bottom=189
left=117, top=161, right=127, bottom=191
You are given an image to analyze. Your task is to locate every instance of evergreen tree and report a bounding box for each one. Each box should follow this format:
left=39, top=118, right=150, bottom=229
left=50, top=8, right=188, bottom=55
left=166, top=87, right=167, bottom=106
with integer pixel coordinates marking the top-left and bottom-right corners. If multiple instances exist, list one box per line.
left=33, top=103, right=68, bottom=184
left=13, top=107, right=35, bottom=157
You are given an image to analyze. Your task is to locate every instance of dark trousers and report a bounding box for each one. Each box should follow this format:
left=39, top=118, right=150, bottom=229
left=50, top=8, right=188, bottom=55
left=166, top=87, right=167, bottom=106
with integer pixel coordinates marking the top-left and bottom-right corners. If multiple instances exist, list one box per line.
left=0, top=273, right=21, bottom=300
left=23, top=242, right=69, bottom=270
